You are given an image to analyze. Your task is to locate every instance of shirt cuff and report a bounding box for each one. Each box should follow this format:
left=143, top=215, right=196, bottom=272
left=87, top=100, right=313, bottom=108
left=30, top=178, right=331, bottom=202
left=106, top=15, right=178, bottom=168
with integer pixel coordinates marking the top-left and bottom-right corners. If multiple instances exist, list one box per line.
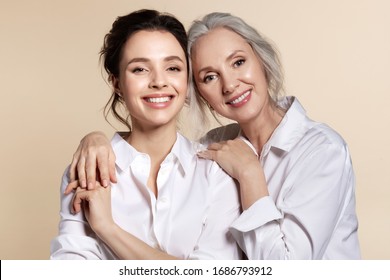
left=230, top=196, right=282, bottom=232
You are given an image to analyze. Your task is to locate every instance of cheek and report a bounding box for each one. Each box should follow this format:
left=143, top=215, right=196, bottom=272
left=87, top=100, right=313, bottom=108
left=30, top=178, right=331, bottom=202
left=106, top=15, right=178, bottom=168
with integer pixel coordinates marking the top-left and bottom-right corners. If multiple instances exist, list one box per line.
left=246, top=62, right=267, bottom=84
left=172, top=75, right=188, bottom=94
left=124, top=79, right=135, bottom=91
left=197, top=84, right=210, bottom=98
left=242, top=65, right=256, bottom=80
left=120, top=82, right=142, bottom=105
left=122, top=76, right=143, bottom=92
left=179, top=81, right=189, bottom=94
left=198, top=86, right=220, bottom=105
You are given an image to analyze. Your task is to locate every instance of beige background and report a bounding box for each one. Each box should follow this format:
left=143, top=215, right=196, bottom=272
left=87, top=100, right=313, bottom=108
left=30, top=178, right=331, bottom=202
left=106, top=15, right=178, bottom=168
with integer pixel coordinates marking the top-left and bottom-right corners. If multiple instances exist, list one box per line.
left=0, top=0, right=389, bottom=259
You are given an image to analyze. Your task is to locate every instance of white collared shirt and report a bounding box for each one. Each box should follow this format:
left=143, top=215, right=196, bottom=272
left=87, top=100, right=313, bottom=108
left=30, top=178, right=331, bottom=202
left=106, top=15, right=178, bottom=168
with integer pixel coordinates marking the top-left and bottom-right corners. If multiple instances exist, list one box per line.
left=50, top=133, right=242, bottom=260
left=202, top=96, right=360, bottom=259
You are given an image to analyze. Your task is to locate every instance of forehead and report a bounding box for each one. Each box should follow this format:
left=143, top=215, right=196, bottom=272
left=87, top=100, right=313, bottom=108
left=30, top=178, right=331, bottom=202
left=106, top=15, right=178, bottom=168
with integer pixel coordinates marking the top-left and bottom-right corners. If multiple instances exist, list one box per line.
left=200, top=27, right=246, bottom=43
left=192, top=27, right=251, bottom=62
left=122, top=30, right=186, bottom=59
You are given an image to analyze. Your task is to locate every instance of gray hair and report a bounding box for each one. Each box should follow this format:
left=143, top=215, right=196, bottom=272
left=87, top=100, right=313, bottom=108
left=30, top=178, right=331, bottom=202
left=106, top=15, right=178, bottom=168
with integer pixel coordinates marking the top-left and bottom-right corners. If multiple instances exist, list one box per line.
left=186, top=12, right=284, bottom=137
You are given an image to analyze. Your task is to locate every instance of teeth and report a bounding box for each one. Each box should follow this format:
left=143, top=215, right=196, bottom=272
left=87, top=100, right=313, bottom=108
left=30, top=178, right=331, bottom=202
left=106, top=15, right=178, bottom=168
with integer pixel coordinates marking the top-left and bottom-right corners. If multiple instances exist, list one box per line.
left=146, top=97, right=171, bottom=103
left=230, top=91, right=250, bottom=104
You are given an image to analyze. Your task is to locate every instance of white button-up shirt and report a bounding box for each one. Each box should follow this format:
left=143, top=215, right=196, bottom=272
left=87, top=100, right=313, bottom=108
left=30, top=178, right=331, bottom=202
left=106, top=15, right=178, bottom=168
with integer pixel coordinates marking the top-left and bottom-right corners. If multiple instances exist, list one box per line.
left=51, top=133, right=242, bottom=260
left=202, top=96, right=360, bottom=259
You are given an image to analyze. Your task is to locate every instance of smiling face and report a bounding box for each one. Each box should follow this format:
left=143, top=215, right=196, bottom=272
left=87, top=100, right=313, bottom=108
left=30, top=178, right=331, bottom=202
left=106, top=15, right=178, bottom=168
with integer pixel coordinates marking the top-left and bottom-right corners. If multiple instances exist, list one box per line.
left=191, top=27, right=272, bottom=125
left=114, top=30, right=188, bottom=130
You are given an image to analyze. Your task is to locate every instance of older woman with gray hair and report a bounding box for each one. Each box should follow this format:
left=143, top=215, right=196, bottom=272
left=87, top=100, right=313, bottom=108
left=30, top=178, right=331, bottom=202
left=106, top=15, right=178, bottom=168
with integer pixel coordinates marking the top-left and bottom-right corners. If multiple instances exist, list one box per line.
left=66, top=12, right=360, bottom=260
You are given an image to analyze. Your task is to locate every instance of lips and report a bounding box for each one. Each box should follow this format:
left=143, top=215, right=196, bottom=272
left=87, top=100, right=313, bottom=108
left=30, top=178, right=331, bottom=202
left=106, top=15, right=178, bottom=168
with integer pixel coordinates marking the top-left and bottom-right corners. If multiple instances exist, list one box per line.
left=142, top=94, right=175, bottom=109
left=144, top=96, right=172, bottom=103
left=227, top=90, right=251, bottom=106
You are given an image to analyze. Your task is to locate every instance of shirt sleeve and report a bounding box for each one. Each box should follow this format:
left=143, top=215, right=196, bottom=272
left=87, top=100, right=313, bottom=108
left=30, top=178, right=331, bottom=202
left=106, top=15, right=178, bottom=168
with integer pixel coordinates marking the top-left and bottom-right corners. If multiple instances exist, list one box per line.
left=188, top=163, right=242, bottom=260
left=229, top=142, right=356, bottom=259
left=50, top=167, right=108, bottom=260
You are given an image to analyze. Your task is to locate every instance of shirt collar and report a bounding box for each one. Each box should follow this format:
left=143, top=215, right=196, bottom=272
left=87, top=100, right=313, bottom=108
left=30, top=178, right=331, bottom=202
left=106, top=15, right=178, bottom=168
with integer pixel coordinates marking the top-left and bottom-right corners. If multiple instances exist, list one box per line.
left=111, top=132, right=192, bottom=175
left=237, top=96, right=308, bottom=155
left=111, top=133, right=137, bottom=172
left=169, top=133, right=193, bottom=175
left=267, top=96, right=314, bottom=152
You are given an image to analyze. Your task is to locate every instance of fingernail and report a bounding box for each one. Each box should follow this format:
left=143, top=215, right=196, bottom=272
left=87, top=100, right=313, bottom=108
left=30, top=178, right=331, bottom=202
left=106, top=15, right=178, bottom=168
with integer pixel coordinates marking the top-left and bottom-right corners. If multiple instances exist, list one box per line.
left=81, top=180, right=87, bottom=188
left=88, top=182, right=93, bottom=190
left=102, top=179, right=108, bottom=187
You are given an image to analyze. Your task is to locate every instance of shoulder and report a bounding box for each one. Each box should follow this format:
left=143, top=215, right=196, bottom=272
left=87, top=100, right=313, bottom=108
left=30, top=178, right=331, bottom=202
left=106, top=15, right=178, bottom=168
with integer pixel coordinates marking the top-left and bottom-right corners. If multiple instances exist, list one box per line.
left=176, top=133, right=201, bottom=155
left=287, top=97, right=348, bottom=151
left=293, top=122, right=353, bottom=171
left=304, top=122, right=348, bottom=151
left=177, top=133, right=235, bottom=179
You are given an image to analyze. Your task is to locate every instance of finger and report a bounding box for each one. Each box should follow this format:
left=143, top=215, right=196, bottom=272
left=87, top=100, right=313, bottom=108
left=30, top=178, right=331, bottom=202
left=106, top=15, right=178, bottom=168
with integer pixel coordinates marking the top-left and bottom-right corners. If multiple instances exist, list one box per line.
left=69, top=152, right=80, bottom=182
left=93, top=180, right=104, bottom=190
left=85, top=155, right=97, bottom=190
left=77, top=157, right=87, bottom=188
left=197, top=150, right=216, bottom=160
left=82, top=202, right=90, bottom=222
left=97, top=151, right=110, bottom=187
left=64, top=180, right=81, bottom=195
left=71, top=189, right=90, bottom=214
left=109, top=152, right=117, bottom=183
left=237, top=138, right=258, bottom=155
left=207, top=142, right=225, bottom=151
left=71, top=191, right=82, bottom=214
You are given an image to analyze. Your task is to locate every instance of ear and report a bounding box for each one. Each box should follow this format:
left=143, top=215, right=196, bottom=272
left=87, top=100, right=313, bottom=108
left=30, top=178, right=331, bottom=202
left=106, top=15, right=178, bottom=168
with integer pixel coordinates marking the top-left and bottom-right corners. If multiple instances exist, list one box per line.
left=111, top=75, right=121, bottom=96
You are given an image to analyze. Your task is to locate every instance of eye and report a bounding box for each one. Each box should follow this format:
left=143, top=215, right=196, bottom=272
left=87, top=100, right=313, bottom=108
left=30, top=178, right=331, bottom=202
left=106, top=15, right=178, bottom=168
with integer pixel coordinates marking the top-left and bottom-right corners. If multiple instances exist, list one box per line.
left=233, top=59, right=245, bottom=67
left=203, top=74, right=217, bottom=83
left=132, top=67, right=146, bottom=73
left=167, top=66, right=181, bottom=72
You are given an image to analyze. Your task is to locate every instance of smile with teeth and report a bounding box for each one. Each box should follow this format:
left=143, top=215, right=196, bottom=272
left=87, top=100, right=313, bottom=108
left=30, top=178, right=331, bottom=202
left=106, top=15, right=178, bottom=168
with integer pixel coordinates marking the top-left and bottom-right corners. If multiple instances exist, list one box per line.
left=145, top=96, right=172, bottom=103
left=228, top=91, right=250, bottom=104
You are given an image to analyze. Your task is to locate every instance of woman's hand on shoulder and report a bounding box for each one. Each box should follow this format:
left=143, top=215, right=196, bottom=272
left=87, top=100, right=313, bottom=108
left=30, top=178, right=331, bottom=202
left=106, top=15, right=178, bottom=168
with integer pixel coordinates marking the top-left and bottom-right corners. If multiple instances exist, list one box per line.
left=198, top=138, right=269, bottom=209
left=197, top=138, right=260, bottom=181
left=66, top=131, right=116, bottom=194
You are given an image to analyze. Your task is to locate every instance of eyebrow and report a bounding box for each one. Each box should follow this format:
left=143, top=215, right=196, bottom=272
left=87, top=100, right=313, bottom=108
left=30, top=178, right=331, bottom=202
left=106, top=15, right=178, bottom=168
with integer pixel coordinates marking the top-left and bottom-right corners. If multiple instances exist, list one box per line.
left=197, top=50, right=245, bottom=74
left=227, top=50, right=245, bottom=61
left=127, top=55, right=185, bottom=66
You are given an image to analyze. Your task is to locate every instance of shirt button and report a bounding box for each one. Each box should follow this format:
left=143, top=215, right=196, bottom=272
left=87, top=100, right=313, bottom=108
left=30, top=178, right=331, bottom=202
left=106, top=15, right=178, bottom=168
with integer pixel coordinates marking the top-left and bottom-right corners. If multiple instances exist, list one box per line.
left=159, top=197, right=168, bottom=203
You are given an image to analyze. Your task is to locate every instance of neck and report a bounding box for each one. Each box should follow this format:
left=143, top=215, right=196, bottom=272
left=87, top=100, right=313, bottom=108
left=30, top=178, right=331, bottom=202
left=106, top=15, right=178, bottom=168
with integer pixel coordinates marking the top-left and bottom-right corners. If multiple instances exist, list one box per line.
left=240, top=100, right=285, bottom=154
left=127, top=122, right=178, bottom=197
left=127, top=123, right=178, bottom=162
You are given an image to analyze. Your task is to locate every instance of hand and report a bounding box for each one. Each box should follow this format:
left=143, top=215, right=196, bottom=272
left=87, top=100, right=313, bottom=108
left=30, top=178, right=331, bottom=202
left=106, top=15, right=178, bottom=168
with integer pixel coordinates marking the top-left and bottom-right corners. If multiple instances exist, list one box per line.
left=197, top=138, right=260, bottom=181
left=197, top=138, right=268, bottom=209
left=71, top=183, right=114, bottom=235
left=67, top=131, right=116, bottom=193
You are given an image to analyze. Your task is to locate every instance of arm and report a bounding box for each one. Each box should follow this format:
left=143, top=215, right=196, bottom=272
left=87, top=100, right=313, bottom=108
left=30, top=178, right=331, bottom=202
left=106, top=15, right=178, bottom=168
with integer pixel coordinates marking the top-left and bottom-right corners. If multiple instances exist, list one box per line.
left=230, top=143, right=357, bottom=259
left=66, top=131, right=117, bottom=193
left=71, top=161, right=242, bottom=260
left=72, top=185, right=178, bottom=260
left=50, top=167, right=108, bottom=259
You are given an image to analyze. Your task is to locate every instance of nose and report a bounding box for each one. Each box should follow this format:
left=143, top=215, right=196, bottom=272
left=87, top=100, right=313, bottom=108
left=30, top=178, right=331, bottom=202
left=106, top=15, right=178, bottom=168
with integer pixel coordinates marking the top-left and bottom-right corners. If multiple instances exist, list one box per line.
left=222, top=73, right=239, bottom=95
left=149, top=71, right=168, bottom=89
